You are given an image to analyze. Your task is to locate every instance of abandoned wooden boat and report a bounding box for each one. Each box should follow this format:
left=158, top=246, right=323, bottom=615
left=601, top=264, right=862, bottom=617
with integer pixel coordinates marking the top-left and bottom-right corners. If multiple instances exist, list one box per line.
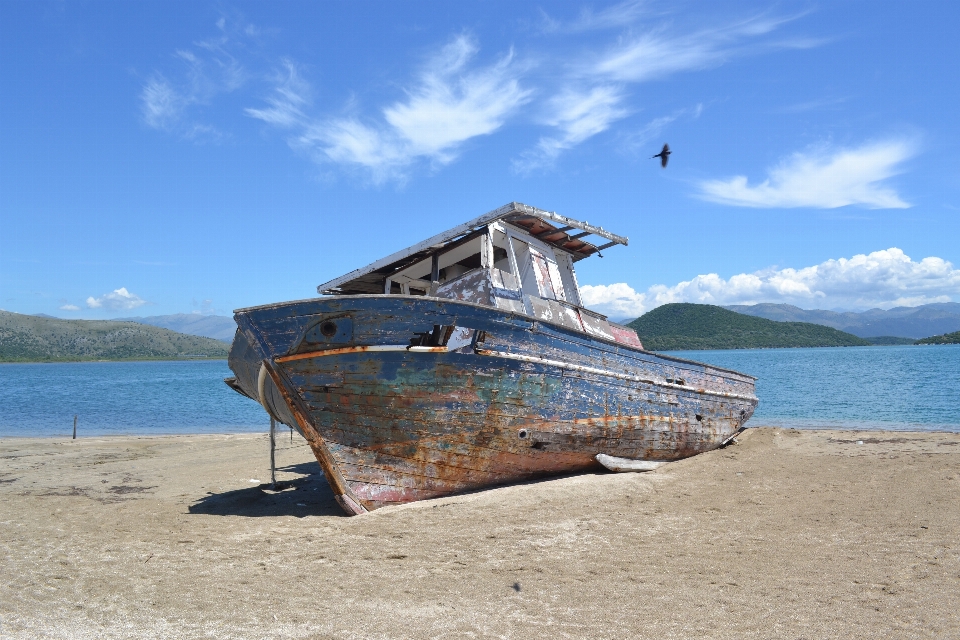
left=225, top=202, right=758, bottom=515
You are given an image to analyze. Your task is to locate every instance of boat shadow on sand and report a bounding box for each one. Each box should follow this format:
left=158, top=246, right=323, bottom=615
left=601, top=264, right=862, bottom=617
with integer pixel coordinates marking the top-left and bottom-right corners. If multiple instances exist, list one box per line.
left=188, top=462, right=345, bottom=518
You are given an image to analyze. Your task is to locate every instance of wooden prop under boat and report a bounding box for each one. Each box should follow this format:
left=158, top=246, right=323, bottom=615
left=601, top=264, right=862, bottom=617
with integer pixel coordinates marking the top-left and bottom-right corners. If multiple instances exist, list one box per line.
left=226, top=202, right=758, bottom=515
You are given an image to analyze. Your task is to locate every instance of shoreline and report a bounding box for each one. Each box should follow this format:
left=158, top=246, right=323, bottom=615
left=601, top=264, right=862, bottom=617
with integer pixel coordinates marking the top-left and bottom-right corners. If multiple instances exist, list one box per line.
left=0, top=357, right=229, bottom=364
left=2, top=426, right=959, bottom=638
left=1, top=341, right=956, bottom=364
left=4, top=422, right=959, bottom=440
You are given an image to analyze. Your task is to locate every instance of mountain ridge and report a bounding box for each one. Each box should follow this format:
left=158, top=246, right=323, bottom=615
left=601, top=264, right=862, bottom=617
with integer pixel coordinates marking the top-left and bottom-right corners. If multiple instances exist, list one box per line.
left=0, top=311, right=230, bottom=362
left=112, top=313, right=237, bottom=342
left=627, top=303, right=871, bottom=351
left=723, top=302, right=960, bottom=339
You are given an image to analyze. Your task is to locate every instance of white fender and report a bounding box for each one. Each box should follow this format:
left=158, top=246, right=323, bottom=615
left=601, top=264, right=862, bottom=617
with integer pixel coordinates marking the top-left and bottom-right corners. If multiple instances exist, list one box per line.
left=596, top=453, right=667, bottom=473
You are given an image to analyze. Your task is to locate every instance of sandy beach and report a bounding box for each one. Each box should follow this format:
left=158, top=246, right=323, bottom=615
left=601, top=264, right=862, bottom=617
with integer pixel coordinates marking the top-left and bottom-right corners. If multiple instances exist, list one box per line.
left=1, top=427, right=958, bottom=639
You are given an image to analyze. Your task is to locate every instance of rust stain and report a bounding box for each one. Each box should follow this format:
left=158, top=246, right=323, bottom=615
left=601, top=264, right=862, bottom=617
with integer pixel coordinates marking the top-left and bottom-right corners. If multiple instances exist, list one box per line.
left=277, top=345, right=447, bottom=363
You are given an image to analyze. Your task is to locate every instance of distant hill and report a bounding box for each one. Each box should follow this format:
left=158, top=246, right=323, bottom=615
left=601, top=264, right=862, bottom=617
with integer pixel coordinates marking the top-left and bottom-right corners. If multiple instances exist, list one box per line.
left=628, top=303, right=871, bottom=351
left=725, top=302, right=960, bottom=339
left=864, top=336, right=916, bottom=346
left=0, top=311, right=230, bottom=362
left=915, top=330, right=960, bottom=345
left=113, top=313, right=237, bottom=342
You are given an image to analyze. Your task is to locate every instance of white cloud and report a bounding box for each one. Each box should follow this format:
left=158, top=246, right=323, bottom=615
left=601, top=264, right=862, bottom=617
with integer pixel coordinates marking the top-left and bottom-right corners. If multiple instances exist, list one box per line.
left=85, top=288, right=147, bottom=311
left=525, top=13, right=805, bottom=167
left=589, top=14, right=797, bottom=83
left=541, top=0, right=648, bottom=33
left=141, top=77, right=183, bottom=130
left=699, top=139, right=915, bottom=209
left=516, top=86, right=629, bottom=170
left=581, top=248, right=960, bottom=318
left=254, top=35, right=532, bottom=183
left=59, top=304, right=80, bottom=311
left=244, top=60, right=310, bottom=128
left=619, top=104, right=703, bottom=156
left=140, top=18, right=250, bottom=139
left=146, top=11, right=819, bottom=180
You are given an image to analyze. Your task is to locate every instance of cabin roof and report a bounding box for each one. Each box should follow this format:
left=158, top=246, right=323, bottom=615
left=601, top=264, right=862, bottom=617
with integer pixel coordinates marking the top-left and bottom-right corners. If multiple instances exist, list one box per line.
left=317, top=202, right=629, bottom=295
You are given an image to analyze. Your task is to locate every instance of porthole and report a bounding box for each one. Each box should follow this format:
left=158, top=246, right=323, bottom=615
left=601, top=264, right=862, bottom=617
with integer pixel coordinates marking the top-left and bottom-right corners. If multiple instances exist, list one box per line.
left=320, top=321, right=338, bottom=337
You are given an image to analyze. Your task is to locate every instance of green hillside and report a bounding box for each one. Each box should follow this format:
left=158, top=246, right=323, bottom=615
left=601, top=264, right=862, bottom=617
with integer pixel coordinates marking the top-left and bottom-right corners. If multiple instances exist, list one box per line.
left=865, top=336, right=916, bottom=346
left=0, top=311, right=230, bottom=362
left=915, top=330, right=960, bottom=345
left=628, top=303, right=872, bottom=351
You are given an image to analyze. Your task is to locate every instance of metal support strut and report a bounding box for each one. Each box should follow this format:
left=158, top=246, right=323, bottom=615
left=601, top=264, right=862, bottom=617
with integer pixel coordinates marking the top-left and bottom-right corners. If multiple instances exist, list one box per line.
left=269, top=417, right=277, bottom=489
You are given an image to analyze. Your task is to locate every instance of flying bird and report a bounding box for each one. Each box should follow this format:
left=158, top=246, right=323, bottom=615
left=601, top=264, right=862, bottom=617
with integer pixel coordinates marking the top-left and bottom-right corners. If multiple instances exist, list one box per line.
left=652, top=143, right=671, bottom=168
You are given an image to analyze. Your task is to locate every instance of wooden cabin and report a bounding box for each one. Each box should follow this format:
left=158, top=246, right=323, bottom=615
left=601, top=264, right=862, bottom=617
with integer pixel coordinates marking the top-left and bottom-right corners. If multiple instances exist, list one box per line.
left=317, top=202, right=643, bottom=349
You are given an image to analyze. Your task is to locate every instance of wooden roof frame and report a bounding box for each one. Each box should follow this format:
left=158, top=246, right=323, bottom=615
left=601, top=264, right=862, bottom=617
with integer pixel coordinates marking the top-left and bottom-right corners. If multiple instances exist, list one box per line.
left=317, top=202, right=629, bottom=295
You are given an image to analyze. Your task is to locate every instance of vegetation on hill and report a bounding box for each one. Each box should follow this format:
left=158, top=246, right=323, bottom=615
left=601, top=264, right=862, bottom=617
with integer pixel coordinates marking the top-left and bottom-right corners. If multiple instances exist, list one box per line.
left=915, top=330, right=960, bottom=345
left=0, top=311, right=230, bottom=362
left=864, top=336, right=916, bottom=346
left=627, top=303, right=872, bottom=351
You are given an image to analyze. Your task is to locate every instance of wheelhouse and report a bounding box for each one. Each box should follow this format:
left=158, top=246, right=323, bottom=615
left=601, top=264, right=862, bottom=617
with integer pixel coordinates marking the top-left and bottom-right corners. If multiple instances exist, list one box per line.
left=317, top=202, right=642, bottom=347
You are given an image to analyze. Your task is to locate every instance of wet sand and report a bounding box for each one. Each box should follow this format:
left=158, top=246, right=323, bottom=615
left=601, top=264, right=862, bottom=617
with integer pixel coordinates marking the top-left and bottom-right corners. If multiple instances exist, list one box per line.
left=1, top=427, right=959, bottom=639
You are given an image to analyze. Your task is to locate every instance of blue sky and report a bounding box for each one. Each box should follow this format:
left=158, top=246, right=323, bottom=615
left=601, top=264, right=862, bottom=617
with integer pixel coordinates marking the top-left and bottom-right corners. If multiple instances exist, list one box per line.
left=1, top=0, right=958, bottom=320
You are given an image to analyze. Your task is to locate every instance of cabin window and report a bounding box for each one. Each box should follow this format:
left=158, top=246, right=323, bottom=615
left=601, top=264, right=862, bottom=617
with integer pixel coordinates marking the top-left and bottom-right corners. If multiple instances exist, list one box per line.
left=387, top=235, right=490, bottom=294
left=507, top=235, right=573, bottom=303
left=553, top=251, right=581, bottom=306
left=381, top=224, right=583, bottom=310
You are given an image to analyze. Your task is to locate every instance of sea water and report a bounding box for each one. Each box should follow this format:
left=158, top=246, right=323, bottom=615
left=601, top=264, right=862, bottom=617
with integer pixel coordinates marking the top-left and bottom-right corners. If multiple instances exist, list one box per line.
left=0, top=345, right=957, bottom=437
left=0, top=360, right=266, bottom=437
left=664, top=344, right=960, bottom=432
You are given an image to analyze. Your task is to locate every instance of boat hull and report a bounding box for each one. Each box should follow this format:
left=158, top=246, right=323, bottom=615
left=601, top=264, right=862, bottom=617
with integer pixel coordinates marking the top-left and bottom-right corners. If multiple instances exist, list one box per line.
left=229, top=295, right=758, bottom=514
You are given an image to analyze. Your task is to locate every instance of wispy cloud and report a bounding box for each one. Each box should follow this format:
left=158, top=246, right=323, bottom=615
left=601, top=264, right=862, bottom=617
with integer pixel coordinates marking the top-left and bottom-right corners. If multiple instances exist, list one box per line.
left=145, top=9, right=819, bottom=182
left=85, top=288, right=147, bottom=311
left=59, top=304, right=80, bottom=311
left=541, top=0, right=650, bottom=33
left=523, top=12, right=808, bottom=168
left=190, top=298, right=219, bottom=315
left=588, top=13, right=800, bottom=83
left=516, top=86, right=628, bottom=171
left=581, top=248, right=960, bottom=317
left=250, top=35, right=532, bottom=183
left=619, top=104, right=702, bottom=156
left=140, top=76, right=183, bottom=130
left=243, top=60, right=310, bottom=127
left=139, top=17, right=252, bottom=140
left=698, top=139, right=916, bottom=209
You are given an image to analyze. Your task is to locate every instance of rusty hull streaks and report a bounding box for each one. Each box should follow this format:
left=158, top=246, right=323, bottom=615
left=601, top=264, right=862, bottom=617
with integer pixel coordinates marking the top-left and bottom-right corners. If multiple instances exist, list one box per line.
left=230, top=296, right=758, bottom=515
left=261, top=359, right=368, bottom=515
left=475, top=348, right=757, bottom=402
left=276, top=344, right=447, bottom=364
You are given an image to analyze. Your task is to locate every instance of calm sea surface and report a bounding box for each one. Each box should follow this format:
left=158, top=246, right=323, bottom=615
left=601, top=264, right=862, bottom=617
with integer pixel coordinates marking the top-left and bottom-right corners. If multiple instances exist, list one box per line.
left=0, top=345, right=957, bottom=437
left=0, top=360, right=266, bottom=437
left=664, top=344, right=960, bottom=432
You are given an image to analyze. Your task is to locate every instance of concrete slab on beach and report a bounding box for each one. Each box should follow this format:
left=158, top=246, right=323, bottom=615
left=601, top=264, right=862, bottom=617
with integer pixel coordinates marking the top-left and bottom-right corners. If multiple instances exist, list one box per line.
left=1, top=427, right=959, bottom=639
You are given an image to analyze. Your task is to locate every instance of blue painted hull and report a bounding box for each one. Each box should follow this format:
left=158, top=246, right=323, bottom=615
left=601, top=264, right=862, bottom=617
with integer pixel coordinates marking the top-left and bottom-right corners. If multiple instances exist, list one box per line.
left=228, top=295, right=758, bottom=514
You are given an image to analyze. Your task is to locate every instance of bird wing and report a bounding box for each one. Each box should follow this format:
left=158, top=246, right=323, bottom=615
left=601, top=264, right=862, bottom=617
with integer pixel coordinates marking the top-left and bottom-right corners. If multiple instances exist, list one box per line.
left=661, top=154, right=668, bottom=168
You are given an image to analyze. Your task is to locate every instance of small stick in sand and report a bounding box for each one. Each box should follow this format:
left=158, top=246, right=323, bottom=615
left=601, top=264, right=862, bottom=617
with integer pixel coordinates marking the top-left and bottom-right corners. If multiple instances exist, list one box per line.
left=73, top=415, right=77, bottom=440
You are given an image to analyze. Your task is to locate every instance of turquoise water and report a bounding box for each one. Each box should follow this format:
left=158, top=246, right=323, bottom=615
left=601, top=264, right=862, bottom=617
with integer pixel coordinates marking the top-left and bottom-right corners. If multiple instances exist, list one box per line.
left=0, top=345, right=957, bottom=437
left=665, top=345, right=960, bottom=432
